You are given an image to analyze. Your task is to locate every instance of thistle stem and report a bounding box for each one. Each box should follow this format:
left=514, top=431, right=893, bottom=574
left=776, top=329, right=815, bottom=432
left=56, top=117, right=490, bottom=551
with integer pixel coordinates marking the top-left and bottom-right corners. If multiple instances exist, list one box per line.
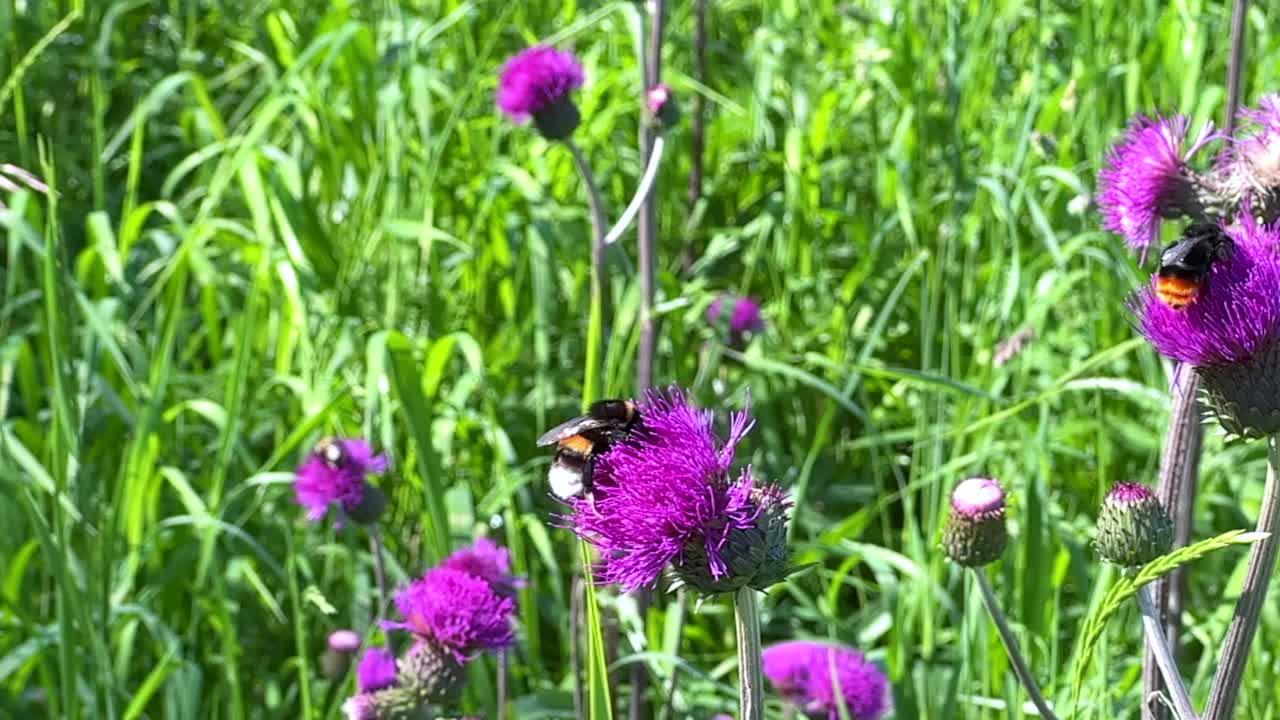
left=368, top=525, right=392, bottom=651
left=571, top=575, right=585, bottom=720
left=1136, top=585, right=1199, bottom=720
left=1203, top=435, right=1280, bottom=720
left=604, top=136, right=666, bottom=246
left=656, top=589, right=689, bottom=720
left=1224, top=0, right=1250, bottom=137
left=1144, top=366, right=1204, bottom=720
left=497, top=648, right=509, bottom=720
left=733, top=587, right=764, bottom=720
left=973, top=571, right=1061, bottom=720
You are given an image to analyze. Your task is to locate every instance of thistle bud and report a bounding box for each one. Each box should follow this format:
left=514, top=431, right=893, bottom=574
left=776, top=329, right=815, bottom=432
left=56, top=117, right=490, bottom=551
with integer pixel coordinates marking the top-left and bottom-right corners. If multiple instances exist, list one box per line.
left=672, top=480, right=794, bottom=595
left=942, top=478, right=1008, bottom=567
left=322, top=629, right=361, bottom=679
left=398, top=640, right=465, bottom=705
left=646, top=83, right=680, bottom=129
left=1095, top=482, right=1173, bottom=567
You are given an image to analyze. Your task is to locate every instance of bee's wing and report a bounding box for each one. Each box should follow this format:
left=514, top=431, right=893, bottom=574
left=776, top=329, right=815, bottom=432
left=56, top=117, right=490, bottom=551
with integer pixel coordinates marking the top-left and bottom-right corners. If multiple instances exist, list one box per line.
left=536, top=415, right=613, bottom=446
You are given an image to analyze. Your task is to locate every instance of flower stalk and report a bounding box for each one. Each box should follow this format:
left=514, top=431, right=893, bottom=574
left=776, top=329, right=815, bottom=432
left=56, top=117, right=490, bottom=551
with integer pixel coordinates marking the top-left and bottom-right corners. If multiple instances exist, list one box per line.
left=734, top=587, right=764, bottom=720
left=1203, top=435, right=1280, bottom=720
left=1136, top=584, right=1199, bottom=720
left=973, top=571, right=1061, bottom=720
left=369, top=525, right=392, bottom=650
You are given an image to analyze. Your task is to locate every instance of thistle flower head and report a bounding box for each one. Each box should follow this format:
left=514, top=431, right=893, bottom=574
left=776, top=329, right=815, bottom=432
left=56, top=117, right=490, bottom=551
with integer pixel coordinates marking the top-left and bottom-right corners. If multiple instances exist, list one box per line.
left=942, top=477, right=1008, bottom=567
left=383, top=567, right=515, bottom=660
left=1098, top=114, right=1215, bottom=252
left=356, top=648, right=397, bottom=693
left=293, top=438, right=389, bottom=526
left=1134, top=211, right=1280, bottom=435
left=565, top=387, right=792, bottom=593
left=496, top=46, right=585, bottom=140
left=440, top=537, right=525, bottom=599
left=762, top=641, right=892, bottom=720
left=1219, top=96, right=1280, bottom=209
left=708, top=295, right=765, bottom=337
left=1096, top=482, right=1173, bottom=567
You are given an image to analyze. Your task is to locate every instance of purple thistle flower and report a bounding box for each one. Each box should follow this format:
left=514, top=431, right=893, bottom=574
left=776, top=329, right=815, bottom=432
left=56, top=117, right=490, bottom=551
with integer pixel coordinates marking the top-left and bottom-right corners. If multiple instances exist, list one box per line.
left=342, top=694, right=378, bottom=720
left=497, top=46, right=584, bottom=139
left=440, top=537, right=526, bottom=599
left=1134, top=213, right=1280, bottom=366
left=383, top=567, right=515, bottom=660
left=565, top=388, right=789, bottom=593
left=293, top=438, right=388, bottom=525
left=707, top=295, right=765, bottom=335
left=1097, top=113, right=1215, bottom=252
left=1218, top=95, right=1280, bottom=202
left=356, top=648, right=397, bottom=693
left=762, top=641, right=891, bottom=720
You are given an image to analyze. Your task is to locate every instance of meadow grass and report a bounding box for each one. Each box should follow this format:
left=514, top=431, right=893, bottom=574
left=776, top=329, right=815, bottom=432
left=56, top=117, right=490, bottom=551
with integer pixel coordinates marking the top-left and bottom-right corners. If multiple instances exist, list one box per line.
left=4, top=0, right=1280, bottom=717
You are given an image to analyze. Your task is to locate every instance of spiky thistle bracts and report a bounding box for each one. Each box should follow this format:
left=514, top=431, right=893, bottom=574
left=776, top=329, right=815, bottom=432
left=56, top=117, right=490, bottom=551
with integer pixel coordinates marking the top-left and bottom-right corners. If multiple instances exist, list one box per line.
left=1095, top=482, right=1173, bottom=567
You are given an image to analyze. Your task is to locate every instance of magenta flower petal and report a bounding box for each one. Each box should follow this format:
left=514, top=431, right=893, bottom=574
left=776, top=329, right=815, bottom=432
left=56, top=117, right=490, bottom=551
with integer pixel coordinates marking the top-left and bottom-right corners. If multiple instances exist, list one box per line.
left=440, top=537, right=526, bottom=599
left=383, top=567, right=515, bottom=660
left=763, top=641, right=891, bottom=720
left=496, top=46, right=584, bottom=123
left=707, top=295, right=765, bottom=335
left=355, top=648, right=397, bottom=692
left=1098, top=113, right=1213, bottom=252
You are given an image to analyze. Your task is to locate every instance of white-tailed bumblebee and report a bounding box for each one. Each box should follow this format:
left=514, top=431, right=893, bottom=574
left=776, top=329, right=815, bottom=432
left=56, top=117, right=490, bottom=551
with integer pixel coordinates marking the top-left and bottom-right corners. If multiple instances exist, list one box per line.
left=1155, top=223, right=1233, bottom=310
left=313, top=438, right=347, bottom=468
left=536, top=399, right=641, bottom=499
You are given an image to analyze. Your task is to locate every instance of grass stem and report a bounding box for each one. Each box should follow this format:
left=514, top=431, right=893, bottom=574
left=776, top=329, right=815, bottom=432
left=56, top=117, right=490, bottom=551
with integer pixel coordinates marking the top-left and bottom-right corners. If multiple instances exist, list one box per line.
left=604, top=136, right=666, bottom=246
left=1136, top=584, right=1199, bottom=720
left=973, top=571, right=1060, bottom=720
left=733, top=587, right=764, bottom=720
left=1203, top=435, right=1280, bottom=720
left=369, top=525, right=391, bottom=650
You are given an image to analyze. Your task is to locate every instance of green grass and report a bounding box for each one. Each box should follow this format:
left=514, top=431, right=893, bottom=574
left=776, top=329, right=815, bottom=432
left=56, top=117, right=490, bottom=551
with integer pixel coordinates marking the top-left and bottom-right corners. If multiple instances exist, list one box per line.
left=3, top=0, right=1280, bottom=718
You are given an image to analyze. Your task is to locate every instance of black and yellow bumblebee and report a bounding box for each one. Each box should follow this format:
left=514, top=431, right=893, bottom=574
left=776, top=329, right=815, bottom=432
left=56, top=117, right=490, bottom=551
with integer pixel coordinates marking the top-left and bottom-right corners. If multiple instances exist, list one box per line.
left=536, top=399, right=641, bottom=499
left=313, top=437, right=348, bottom=468
left=1155, top=222, right=1234, bottom=310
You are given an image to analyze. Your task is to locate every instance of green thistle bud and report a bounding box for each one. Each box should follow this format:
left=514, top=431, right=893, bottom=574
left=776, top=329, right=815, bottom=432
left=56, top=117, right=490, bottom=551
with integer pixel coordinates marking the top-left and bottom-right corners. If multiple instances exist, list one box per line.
left=942, top=477, right=1008, bottom=567
left=322, top=630, right=361, bottom=679
left=1198, top=338, right=1280, bottom=438
left=1095, top=482, right=1173, bottom=567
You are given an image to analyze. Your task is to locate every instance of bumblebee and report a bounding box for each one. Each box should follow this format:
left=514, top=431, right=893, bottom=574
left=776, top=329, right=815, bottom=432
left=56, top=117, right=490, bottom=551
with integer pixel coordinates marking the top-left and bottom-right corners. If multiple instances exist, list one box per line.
left=536, top=399, right=641, bottom=499
left=313, top=438, right=347, bottom=469
left=1155, top=223, right=1233, bottom=310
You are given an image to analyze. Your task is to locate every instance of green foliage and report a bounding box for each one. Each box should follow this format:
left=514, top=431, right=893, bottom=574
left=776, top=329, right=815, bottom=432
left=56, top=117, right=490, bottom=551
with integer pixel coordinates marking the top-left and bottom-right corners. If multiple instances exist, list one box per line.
left=4, top=0, right=1280, bottom=718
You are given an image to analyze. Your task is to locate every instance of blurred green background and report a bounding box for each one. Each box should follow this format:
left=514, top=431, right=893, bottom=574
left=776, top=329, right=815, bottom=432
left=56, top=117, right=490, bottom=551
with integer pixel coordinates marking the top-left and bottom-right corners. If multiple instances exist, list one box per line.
left=3, top=0, right=1279, bottom=718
